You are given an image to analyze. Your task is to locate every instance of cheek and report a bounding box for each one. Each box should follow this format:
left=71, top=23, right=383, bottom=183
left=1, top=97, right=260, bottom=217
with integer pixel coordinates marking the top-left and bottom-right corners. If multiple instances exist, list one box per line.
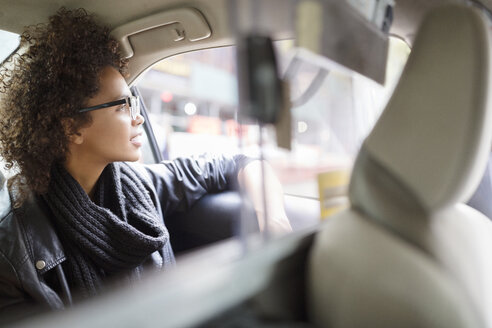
left=83, top=118, right=131, bottom=147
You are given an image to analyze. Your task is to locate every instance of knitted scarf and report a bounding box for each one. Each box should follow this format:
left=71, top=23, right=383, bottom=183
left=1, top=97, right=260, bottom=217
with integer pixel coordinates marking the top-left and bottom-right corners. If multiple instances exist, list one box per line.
left=43, top=162, right=169, bottom=298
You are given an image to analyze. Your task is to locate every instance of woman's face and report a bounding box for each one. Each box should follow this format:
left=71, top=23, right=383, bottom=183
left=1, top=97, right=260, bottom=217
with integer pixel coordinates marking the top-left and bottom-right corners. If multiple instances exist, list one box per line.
left=75, top=66, right=144, bottom=164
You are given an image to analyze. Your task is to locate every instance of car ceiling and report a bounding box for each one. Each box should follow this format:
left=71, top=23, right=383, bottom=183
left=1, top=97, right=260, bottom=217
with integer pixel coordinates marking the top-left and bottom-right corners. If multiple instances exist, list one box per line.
left=0, top=0, right=230, bottom=35
left=1, top=0, right=491, bottom=40
left=0, top=0, right=490, bottom=77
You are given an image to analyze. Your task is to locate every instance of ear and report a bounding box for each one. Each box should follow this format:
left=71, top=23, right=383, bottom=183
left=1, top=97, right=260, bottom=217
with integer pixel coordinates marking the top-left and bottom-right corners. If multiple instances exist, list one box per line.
left=61, top=118, right=84, bottom=145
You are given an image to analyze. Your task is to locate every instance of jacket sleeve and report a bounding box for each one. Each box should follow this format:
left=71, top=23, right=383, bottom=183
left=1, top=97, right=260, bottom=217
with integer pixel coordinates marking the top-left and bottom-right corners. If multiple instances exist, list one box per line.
left=143, top=153, right=256, bottom=217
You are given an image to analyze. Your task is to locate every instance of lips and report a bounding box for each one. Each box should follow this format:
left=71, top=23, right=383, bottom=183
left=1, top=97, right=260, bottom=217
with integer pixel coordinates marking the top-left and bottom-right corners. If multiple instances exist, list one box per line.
left=130, top=133, right=143, bottom=146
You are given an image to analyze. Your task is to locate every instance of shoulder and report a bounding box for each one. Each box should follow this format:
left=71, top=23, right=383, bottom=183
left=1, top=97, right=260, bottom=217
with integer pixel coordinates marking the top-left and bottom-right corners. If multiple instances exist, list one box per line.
left=0, top=186, right=65, bottom=282
left=0, top=192, right=26, bottom=287
left=0, top=182, right=18, bottom=264
left=0, top=206, right=47, bottom=315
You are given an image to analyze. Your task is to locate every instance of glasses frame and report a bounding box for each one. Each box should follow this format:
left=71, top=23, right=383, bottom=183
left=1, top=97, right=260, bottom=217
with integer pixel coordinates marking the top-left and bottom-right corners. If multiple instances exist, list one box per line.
left=78, top=95, right=141, bottom=120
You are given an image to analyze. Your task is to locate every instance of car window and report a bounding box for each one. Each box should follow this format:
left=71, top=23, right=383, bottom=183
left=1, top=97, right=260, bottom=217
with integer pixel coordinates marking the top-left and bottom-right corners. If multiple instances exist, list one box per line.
left=136, top=37, right=410, bottom=218
left=0, top=29, right=20, bottom=180
left=0, top=29, right=19, bottom=63
left=135, top=46, right=239, bottom=161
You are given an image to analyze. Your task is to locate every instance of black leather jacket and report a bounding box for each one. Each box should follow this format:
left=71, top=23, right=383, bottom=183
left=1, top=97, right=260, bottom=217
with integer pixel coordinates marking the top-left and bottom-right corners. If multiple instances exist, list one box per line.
left=0, top=154, right=249, bottom=322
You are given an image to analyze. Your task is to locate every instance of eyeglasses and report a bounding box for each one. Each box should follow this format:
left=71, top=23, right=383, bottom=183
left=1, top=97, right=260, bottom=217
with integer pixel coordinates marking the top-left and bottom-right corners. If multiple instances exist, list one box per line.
left=78, top=95, right=141, bottom=120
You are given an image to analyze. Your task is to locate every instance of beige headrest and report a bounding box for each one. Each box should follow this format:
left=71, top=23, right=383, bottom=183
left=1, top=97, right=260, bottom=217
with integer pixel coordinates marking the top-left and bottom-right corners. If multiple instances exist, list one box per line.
left=351, top=5, right=492, bottom=214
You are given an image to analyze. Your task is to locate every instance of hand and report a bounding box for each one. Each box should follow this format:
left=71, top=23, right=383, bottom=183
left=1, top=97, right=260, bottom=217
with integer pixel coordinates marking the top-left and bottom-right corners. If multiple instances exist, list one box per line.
left=238, top=160, right=292, bottom=236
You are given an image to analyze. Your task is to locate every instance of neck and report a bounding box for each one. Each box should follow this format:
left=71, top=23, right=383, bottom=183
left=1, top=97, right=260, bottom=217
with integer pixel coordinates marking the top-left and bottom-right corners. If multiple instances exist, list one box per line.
left=63, top=152, right=108, bottom=200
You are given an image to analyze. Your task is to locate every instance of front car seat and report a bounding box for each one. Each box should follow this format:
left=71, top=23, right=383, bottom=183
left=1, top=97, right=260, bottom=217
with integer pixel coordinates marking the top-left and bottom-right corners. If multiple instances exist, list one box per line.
left=308, top=5, right=492, bottom=328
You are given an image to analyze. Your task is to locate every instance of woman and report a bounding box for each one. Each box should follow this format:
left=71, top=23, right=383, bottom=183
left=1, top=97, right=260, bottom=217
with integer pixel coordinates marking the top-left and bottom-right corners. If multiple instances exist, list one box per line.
left=0, top=8, right=291, bottom=319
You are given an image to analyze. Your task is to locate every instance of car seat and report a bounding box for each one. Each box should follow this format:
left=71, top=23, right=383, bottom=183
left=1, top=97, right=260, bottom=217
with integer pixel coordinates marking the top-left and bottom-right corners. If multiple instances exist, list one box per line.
left=308, top=4, right=492, bottom=328
left=167, top=191, right=320, bottom=255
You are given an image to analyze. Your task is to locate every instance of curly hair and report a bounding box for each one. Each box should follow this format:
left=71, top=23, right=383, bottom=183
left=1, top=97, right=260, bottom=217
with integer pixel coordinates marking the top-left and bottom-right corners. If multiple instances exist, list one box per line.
left=0, top=7, right=128, bottom=207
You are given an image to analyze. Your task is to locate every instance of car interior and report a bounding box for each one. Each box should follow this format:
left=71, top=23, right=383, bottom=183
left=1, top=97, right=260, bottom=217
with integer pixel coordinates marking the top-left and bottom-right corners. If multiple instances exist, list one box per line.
left=1, top=0, right=492, bottom=327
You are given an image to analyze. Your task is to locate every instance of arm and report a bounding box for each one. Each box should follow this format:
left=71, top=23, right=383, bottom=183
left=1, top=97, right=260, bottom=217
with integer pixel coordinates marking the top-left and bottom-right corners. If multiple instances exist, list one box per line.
left=144, top=153, right=292, bottom=235
left=144, top=153, right=249, bottom=216
left=238, top=160, right=292, bottom=236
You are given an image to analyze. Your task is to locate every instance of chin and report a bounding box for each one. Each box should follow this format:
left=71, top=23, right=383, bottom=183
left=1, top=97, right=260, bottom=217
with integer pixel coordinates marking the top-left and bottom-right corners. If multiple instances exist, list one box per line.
left=120, top=150, right=141, bottom=163
left=127, top=153, right=141, bottom=162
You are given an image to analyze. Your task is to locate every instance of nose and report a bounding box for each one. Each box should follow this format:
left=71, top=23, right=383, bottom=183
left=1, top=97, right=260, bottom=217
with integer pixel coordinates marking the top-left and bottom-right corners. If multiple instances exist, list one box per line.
left=132, top=113, right=145, bottom=126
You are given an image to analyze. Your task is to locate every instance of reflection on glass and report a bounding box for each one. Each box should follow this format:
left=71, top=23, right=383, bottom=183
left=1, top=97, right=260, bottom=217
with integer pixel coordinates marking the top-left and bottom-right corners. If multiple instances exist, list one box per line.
left=136, top=37, right=410, bottom=235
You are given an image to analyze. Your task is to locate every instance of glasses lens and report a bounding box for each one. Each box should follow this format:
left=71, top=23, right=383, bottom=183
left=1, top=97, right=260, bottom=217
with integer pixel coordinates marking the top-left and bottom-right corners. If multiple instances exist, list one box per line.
left=129, top=96, right=138, bottom=120
left=134, top=96, right=140, bottom=117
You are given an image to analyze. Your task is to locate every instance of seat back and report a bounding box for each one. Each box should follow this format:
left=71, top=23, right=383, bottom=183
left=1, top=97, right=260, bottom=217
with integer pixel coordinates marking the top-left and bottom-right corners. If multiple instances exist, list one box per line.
left=167, top=191, right=320, bottom=255
left=308, top=5, right=492, bottom=328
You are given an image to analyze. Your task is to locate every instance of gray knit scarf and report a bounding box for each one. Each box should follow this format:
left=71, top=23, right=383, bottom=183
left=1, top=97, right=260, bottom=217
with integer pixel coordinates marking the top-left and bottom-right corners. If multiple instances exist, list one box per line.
left=43, top=162, right=169, bottom=298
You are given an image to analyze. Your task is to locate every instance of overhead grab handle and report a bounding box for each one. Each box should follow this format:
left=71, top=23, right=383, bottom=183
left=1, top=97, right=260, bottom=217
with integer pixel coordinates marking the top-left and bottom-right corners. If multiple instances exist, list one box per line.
left=111, top=8, right=212, bottom=58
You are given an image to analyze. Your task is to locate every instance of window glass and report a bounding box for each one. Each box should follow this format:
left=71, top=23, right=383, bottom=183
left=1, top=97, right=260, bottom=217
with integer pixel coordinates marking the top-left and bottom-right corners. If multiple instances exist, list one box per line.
left=136, top=37, right=410, bottom=213
left=0, top=29, right=19, bottom=63
left=276, top=38, right=410, bottom=202
left=0, top=29, right=20, bottom=180
left=136, top=46, right=239, bottom=161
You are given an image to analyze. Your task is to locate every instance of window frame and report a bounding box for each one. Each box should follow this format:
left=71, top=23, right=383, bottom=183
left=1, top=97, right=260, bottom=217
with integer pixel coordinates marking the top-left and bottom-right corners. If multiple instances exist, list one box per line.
left=131, top=86, right=163, bottom=164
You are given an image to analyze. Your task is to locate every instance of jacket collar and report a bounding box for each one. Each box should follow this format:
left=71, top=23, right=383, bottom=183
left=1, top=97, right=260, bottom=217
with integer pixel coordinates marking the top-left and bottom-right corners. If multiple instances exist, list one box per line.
left=14, top=192, right=66, bottom=274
